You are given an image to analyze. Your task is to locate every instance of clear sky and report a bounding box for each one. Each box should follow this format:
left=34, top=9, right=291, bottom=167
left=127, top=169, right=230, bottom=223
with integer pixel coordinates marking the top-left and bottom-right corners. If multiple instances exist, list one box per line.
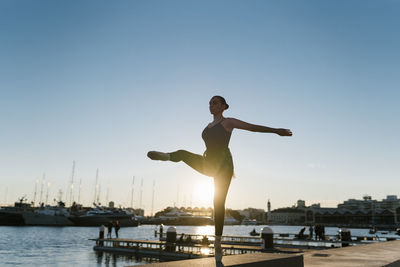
left=1, top=0, right=399, bottom=215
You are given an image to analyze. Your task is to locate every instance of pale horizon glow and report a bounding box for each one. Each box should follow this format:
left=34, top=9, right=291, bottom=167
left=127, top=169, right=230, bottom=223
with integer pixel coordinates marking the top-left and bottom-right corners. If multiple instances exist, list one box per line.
left=1, top=1, right=399, bottom=215
left=193, top=180, right=214, bottom=207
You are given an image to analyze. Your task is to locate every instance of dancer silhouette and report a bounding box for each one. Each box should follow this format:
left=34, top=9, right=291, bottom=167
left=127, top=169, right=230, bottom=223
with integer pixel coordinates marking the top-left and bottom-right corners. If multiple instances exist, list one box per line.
left=148, top=95, right=292, bottom=262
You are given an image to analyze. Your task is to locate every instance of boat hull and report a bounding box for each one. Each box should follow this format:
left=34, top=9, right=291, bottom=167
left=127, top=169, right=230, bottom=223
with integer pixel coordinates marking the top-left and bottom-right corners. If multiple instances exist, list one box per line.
left=70, top=215, right=139, bottom=227
left=22, top=212, right=74, bottom=226
left=0, top=212, right=25, bottom=226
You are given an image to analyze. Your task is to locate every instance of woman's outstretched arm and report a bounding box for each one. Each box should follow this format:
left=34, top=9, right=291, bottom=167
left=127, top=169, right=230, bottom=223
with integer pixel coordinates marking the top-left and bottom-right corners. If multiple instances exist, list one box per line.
left=224, top=118, right=292, bottom=136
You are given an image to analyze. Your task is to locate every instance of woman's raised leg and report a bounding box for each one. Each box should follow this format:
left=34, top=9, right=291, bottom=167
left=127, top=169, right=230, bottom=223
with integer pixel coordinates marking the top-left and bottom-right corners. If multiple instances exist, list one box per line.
left=148, top=150, right=208, bottom=176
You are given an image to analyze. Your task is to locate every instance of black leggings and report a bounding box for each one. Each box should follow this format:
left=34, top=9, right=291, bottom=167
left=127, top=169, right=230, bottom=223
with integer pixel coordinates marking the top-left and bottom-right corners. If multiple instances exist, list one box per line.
left=170, top=150, right=233, bottom=236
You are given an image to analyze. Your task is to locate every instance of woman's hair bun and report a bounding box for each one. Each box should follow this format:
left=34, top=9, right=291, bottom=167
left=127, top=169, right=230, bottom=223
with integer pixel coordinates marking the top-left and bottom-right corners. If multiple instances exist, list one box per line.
left=213, top=95, right=229, bottom=110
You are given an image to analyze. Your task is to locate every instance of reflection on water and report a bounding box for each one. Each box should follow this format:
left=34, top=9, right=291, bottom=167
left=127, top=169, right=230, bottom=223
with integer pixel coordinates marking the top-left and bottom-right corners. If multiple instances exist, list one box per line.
left=200, top=247, right=210, bottom=255
left=193, top=225, right=215, bottom=237
left=0, top=225, right=396, bottom=266
left=95, top=252, right=159, bottom=267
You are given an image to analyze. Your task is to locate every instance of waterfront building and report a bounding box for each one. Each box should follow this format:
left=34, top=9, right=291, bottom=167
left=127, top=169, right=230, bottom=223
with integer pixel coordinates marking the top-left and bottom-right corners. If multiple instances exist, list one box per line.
left=269, top=200, right=307, bottom=224
left=238, top=208, right=266, bottom=223
left=269, top=195, right=400, bottom=228
left=297, top=200, right=306, bottom=208
left=267, top=200, right=271, bottom=223
left=269, top=208, right=305, bottom=224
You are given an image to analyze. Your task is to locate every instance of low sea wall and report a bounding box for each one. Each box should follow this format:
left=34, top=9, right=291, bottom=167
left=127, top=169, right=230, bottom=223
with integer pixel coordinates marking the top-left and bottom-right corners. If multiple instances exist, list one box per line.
left=133, top=240, right=400, bottom=267
left=134, top=253, right=303, bottom=267
left=303, top=240, right=400, bottom=267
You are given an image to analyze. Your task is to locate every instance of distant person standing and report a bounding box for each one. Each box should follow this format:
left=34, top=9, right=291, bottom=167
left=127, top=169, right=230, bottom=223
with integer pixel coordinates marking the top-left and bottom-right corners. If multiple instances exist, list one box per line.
left=107, top=221, right=113, bottom=238
left=321, top=225, right=325, bottom=240
left=159, top=224, right=164, bottom=239
left=99, top=224, right=105, bottom=239
left=309, top=225, right=314, bottom=240
left=115, top=221, right=120, bottom=238
left=315, top=225, right=321, bottom=240
left=99, top=224, right=105, bottom=246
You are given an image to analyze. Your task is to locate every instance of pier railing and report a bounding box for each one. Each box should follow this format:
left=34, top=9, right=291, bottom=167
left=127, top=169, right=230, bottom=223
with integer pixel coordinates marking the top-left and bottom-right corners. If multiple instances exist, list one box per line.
left=90, top=232, right=400, bottom=260
left=90, top=238, right=261, bottom=260
left=158, top=232, right=400, bottom=248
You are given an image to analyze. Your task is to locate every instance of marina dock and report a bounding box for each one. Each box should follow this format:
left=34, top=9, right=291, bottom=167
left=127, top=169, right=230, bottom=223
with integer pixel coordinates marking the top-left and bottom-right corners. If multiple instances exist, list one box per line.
left=90, top=230, right=400, bottom=263
left=91, top=238, right=265, bottom=260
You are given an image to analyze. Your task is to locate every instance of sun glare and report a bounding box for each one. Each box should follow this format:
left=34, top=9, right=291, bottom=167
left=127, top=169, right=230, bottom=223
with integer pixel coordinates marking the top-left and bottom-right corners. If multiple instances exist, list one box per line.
left=194, top=225, right=215, bottom=236
left=193, top=180, right=214, bottom=205
left=200, top=247, right=210, bottom=255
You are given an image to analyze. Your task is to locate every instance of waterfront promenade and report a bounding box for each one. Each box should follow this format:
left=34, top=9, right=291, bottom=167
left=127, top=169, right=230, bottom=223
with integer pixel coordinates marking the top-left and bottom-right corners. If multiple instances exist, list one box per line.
left=133, top=240, right=400, bottom=267
left=303, top=240, right=400, bottom=267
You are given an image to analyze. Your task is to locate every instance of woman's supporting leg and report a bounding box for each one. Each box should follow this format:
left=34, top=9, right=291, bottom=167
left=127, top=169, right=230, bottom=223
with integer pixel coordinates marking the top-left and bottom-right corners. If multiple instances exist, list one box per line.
left=168, top=150, right=233, bottom=236
left=213, top=173, right=232, bottom=262
left=213, top=174, right=232, bottom=236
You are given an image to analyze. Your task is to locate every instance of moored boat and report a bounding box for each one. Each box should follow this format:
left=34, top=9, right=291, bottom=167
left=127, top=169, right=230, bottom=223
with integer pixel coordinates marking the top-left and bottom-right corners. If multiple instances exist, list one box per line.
left=156, top=208, right=213, bottom=226
left=22, top=201, right=74, bottom=226
left=241, top=219, right=258, bottom=225
left=70, top=206, right=138, bottom=227
left=0, top=197, right=33, bottom=226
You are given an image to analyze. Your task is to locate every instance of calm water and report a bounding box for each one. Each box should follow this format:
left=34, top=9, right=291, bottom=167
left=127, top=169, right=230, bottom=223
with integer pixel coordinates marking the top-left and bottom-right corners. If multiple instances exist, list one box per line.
left=0, top=225, right=397, bottom=266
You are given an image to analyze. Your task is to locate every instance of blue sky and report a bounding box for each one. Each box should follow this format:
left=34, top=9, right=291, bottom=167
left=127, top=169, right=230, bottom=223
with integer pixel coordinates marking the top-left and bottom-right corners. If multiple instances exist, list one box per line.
left=1, top=0, right=399, bottom=214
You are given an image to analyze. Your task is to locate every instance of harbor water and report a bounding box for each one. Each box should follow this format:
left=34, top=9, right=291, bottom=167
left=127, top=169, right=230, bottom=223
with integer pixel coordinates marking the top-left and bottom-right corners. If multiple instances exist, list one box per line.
left=0, top=225, right=398, bottom=266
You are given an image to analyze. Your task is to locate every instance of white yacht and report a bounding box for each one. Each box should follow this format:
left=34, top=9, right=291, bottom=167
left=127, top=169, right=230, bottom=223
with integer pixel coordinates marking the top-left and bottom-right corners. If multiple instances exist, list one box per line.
left=22, top=201, right=74, bottom=226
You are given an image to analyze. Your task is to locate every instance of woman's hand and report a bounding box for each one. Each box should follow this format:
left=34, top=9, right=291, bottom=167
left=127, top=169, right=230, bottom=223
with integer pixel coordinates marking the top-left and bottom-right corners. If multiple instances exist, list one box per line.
left=276, top=128, right=292, bottom=136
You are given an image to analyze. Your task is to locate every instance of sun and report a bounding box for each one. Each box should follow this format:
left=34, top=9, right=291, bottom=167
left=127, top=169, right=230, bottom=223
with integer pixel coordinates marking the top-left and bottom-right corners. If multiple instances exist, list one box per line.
left=193, top=179, right=214, bottom=206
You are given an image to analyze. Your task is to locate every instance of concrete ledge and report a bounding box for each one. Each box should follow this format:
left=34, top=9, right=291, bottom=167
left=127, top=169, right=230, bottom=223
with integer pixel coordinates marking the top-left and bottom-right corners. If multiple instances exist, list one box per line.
left=132, top=241, right=400, bottom=267
left=133, top=253, right=303, bottom=267
left=303, top=240, right=400, bottom=267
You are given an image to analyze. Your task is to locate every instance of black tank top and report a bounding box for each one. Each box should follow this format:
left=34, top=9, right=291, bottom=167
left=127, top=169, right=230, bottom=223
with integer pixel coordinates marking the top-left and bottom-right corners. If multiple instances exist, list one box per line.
left=202, top=119, right=232, bottom=155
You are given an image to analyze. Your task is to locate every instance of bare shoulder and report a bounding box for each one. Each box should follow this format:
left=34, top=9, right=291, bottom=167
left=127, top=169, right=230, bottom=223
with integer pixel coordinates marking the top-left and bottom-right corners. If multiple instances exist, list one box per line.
left=222, top=117, right=252, bottom=131
left=221, top=117, right=235, bottom=132
left=222, top=117, right=237, bottom=126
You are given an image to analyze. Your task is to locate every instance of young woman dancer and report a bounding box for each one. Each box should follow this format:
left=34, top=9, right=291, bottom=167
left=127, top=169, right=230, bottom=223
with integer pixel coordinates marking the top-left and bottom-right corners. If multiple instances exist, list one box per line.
left=147, top=95, right=292, bottom=262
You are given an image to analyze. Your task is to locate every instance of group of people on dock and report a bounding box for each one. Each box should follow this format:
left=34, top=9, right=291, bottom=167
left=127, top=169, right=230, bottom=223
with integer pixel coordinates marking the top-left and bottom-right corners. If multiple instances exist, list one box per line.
left=313, top=224, right=326, bottom=240
left=176, top=233, right=210, bottom=246
left=99, top=220, right=120, bottom=239
left=298, top=225, right=326, bottom=240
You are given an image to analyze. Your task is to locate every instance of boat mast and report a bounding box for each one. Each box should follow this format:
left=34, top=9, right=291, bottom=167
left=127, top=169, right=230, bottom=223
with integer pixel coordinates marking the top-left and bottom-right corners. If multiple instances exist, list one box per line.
left=58, top=190, right=63, bottom=203
left=94, top=169, right=99, bottom=205
left=40, top=173, right=45, bottom=205
left=69, top=161, right=75, bottom=206
left=176, top=185, right=180, bottom=207
left=97, top=184, right=101, bottom=205
left=151, top=180, right=155, bottom=216
left=45, top=181, right=50, bottom=205
left=77, top=179, right=82, bottom=204
left=130, top=176, right=135, bottom=209
left=33, top=178, right=38, bottom=206
left=106, top=183, right=109, bottom=206
left=139, top=178, right=143, bottom=210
